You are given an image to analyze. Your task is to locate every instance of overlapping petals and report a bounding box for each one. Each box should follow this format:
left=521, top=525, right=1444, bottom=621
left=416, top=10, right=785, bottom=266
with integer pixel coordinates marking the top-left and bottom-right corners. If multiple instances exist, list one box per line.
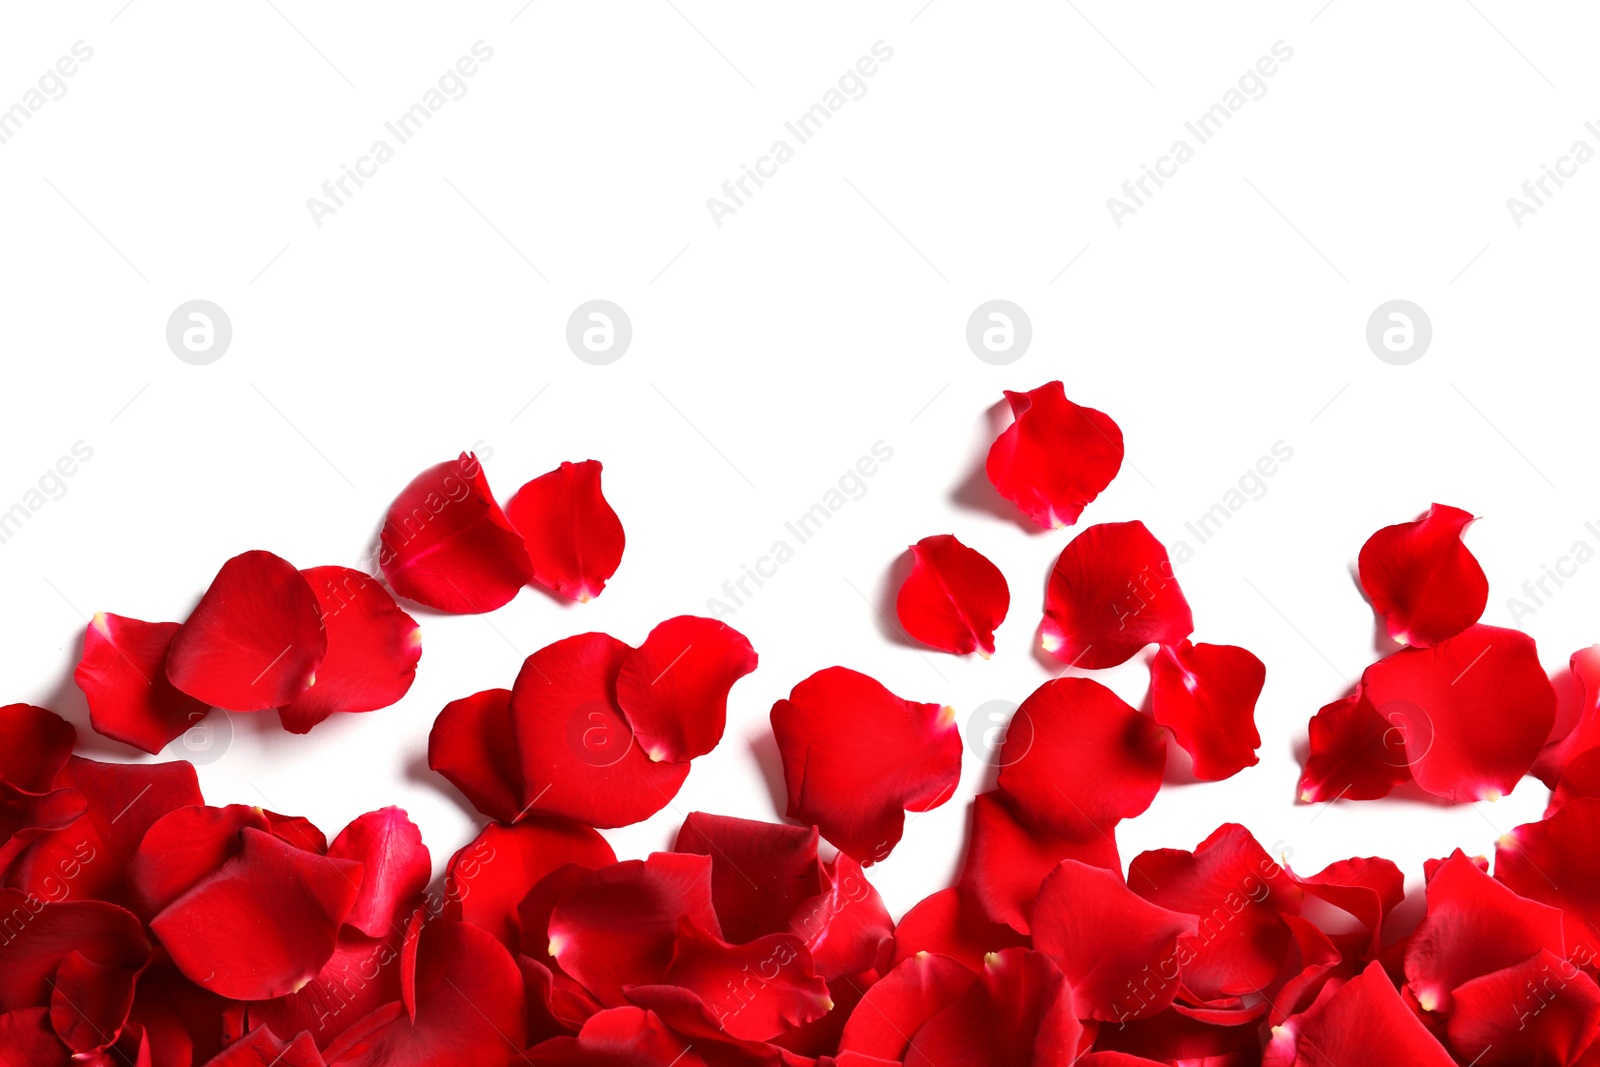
left=985, top=381, right=1123, bottom=529
left=894, top=534, right=1009, bottom=657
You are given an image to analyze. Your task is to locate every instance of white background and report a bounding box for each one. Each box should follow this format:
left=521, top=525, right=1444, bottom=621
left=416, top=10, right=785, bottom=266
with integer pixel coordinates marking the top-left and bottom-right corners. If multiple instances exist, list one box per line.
left=2, top=1, right=1597, bottom=919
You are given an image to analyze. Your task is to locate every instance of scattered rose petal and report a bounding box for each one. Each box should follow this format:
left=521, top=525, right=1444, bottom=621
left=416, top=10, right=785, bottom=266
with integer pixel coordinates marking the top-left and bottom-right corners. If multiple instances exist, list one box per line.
left=1358, top=504, right=1488, bottom=647
left=325, top=807, right=430, bottom=939
left=1297, top=689, right=1413, bottom=803
left=75, top=614, right=211, bottom=754
left=1041, top=521, right=1193, bottom=669
left=1151, top=640, right=1265, bottom=781
left=985, top=381, right=1123, bottom=529
left=894, top=534, right=1010, bottom=657
left=505, top=460, right=624, bottom=603
left=614, top=616, right=757, bottom=763
left=672, top=812, right=822, bottom=947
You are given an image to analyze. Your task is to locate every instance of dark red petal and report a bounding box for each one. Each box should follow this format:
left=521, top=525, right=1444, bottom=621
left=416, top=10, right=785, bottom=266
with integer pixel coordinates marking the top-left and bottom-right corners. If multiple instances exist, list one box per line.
left=0, top=782, right=85, bottom=874
left=49, top=949, right=140, bottom=1054
left=427, top=688, right=523, bottom=824
left=0, top=890, right=150, bottom=1015
left=545, top=853, right=721, bottom=1006
left=1034, top=860, right=1197, bottom=1022
left=891, top=888, right=1029, bottom=971
left=166, top=551, right=326, bottom=711
left=0, top=705, right=74, bottom=792
left=909, top=948, right=1082, bottom=1066
left=1362, top=624, right=1556, bottom=801
left=662, top=922, right=830, bottom=1040
left=378, top=453, right=533, bottom=614
left=245, top=927, right=407, bottom=1051
left=439, top=817, right=614, bottom=950
left=319, top=919, right=526, bottom=1067
left=151, top=828, right=362, bottom=1000
left=771, top=666, right=960, bottom=864
left=126, top=804, right=270, bottom=918
left=672, top=812, right=822, bottom=946
left=326, top=808, right=430, bottom=939
left=1075, top=1056, right=1169, bottom=1067
left=1151, top=641, right=1264, bottom=781
left=894, top=535, right=1010, bottom=657
left=1496, top=797, right=1600, bottom=951
left=526, top=1007, right=707, bottom=1067
left=792, top=854, right=895, bottom=980
left=1358, top=504, right=1488, bottom=648
left=75, top=614, right=210, bottom=754
left=1265, top=962, right=1455, bottom=1067
left=1297, top=689, right=1412, bottom=803
left=1095, top=1005, right=1264, bottom=1064
left=615, top=616, right=757, bottom=762
left=1268, top=914, right=1342, bottom=1025
left=200, top=1026, right=326, bottom=1067
left=1404, top=849, right=1564, bottom=1014
left=1447, top=949, right=1600, bottom=1066
left=1128, top=824, right=1302, bottom=1001
left=5, top=757, right=202, bottom=907
left=957, top=790, right=1120, bottom=935
left=278, top=568, right=421, bottom=734
left=505, top=460, right=625, bottom=603
left=996, top=677, right=1166, bottom=842
left=985, top=381, right=1123, bottom=530
left=126, top=968, right=235, bottom=1067
left=838, top=952, right=977, bottom=1062
left=1535, top=644, right=1600, bottom=788
left=511, top=633, right=689, bottom=828
left=0, top=1009, right=71, bottom=1067
left=1041, top=521, right=1193, bottom=669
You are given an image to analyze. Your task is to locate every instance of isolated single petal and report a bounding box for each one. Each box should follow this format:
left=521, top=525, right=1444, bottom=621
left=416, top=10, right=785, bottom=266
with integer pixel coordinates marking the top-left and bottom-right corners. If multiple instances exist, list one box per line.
left=615, top=616, right=757, bottom=763
left=770, top=666, right=960, bottom=864
left=1358, top=504, right=1487, bottom=647
left=505, top=460, right=625, bottom=603
left=1041, top=521, right=1193, bottom=669
left=1151, top=641, right=1264, bottom=781
left=76, top=614, right=211, bottom=754
left=985, top=381, right=1123, bottom=529
left=166, top=550, right=326, bottom=711
left=895, top=535, right=1010, bottom=657
left=378, top=453, right=533, bottom=614
left=427, top=688, right=524, bottom=824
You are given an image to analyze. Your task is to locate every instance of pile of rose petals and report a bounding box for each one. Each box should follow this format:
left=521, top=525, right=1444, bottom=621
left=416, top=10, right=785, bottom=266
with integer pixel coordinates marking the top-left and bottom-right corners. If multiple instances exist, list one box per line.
left=8, top=390, right=1600, bottom=1066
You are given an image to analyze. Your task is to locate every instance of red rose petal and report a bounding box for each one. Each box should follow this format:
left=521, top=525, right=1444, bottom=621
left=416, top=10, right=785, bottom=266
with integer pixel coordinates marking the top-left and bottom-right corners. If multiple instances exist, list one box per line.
left=1405, top=849, right=1564, bottom=1014
left=1128, top=824, right=1302, bottom=1001
left=771, top=666, right=960, bottom=864
left=894, top=535, right=1010, bottom=657
left=378, top=453, right=533, bottom=614
left=1535, top=644, right=1600, bottom=788
left=439, top=817, right=614, bottom=950
left=49, top=949, right=140, bottom=1054
left=838, top=952, right=977, bottom=1062
left=1297, top=689, right=1413, bottom=803
left=245, top=926, right=408, bottom=1052
left=672, top=812, right=822, bottom=946
left=0, top=890, right=150, bottom=1018
left=791, top=853, right=895, bottom=980
left=427, top=688, right=523, bottom=824
left=151, top=828, right=362, bottom=1001
left=200, top=1026, right=326, bottom=1067
left=1496, top=798, right=1600, bottom=951
left=661, top=921, right=830, bottom=1041
left=891, top=888, right=1029, bottom=971
left=0, top=1009, right=71, bottom=1067
left=1288, top=856, right=1405, bottom=965
left=1041, top=521, right=1193, bottom=669
left=1362, top=624, right=1556, bottom=801
left=75, top=614, right=211, bottom=754
left=957, top=790, right=1120, bottom=935
left=909, top=948, right=1082, bottom=1067
left=1151, top=641, right=1265, bottom=781
left=985, top=381, right=1123, bottom=530
left=995, top=677, right=1166, bottom=843
left=166, top=551, right=326, bottom=712
left=505, top=460, right=625, bottom=603
left=1265, top=962, right=1456, bottom=1067
left=0, top=704, right=75, bottom=793
left=126, top=804, right=271, bottom=919
left=1358, top=504, right=1488, bottom=648
left=614, top=616, right=758, bottom=763
left=326, top=808, right=430, bottom=939
left=1446, top=949, right=1600, bottom=1067
left=0, top=782, right=85, bottom=874
left=1033, top=859, right=1198, bottom=1022
left=278, top=568, right=421, bottom=734
left=510, top=633, right=690, bottom=828
left=545, top=853, right=722, bottom=1007
left=526, top=1007, right=705, bottom=1066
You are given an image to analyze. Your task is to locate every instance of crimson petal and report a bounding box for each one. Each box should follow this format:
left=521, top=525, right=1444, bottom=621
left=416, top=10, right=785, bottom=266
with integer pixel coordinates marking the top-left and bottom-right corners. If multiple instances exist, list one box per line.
left=326, top=808, right=430, bottom=939
left=1297, top=689, right=1412, bottom=803
left=378, top=453, right=533, bottom=614
left=1265, top=962, right=1455, bottom=1067
left=75, top=614, right=210, bottom=754
left=673, top=812, right=822, bottom=946
left=201, top=1026, right=326, bottom=1067
left=0, top=782, right=85, bottom=875
left=49, top=949, right=141, bottom=1054
left=505, top=460, right=625, bottom=603
left=615, top=616, right=757, bottom=763
left=1535, top=644, right=1600, bottom=788
left=985, top=381, right=1123, bottom=530
left=792, top=853, right=895, bottom=980
left=0, top=705, right=74, bottom=793
left=838, top=952, right=976, bottom=1063
left=1358, top=504, right=1487, bottom=648
left=0, top=890, right=150, bottom=1018
left=1496, top=797, right=1600, bottom=952
left=771, top=666, right=960, bottom=864
left=1042, top=521, right=1193, bottom=669
left=662, top=921, right=831, bottom=1040
left=909, top=948, right=1082, bottom=1067
left=439, top=817, right=614, bottom=950
left=279, top=568, right=421, bottom=734
left=895, top=535, right=1009, bottom=657
left=166, top=551, right=325, bottom=711
left=427, top=688, right=522, bottom=824
left=891, top=888, right=1029, bottom=971
left=127, top=804, right=271, bottom=919
left=1447, top=949, right=1600, bottom=1066
left=1151, top=641, right=1264, bottom=781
